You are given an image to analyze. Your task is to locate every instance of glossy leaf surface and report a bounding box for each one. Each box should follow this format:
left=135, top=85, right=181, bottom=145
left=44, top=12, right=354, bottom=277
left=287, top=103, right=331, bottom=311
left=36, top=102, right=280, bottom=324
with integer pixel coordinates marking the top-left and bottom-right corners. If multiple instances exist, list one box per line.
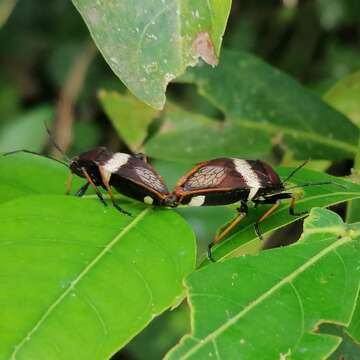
left=0, top=197, right=195, bottom=359
left=187, top=50, right=358, bottom=160
left=0, top=153, right=196, bottom=359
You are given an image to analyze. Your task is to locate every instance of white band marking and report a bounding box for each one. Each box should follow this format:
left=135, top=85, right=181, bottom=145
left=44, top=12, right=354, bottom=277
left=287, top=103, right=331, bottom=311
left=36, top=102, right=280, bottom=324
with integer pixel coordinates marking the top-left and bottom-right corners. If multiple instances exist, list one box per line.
left=188, top=195, right=205, bottom=207
left=103, top=153, right=130, bottom=173
left=232, top=159, right=261, bottom=200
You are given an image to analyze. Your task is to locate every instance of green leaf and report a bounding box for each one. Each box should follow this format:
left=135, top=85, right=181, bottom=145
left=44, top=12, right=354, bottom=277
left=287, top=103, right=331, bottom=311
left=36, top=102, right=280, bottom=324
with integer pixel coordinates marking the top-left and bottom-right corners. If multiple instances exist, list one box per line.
left=99, top=90, right=159, bottom=152
left=166, top=208, right=360, bottom=359
left=187, top=49, right=358, bottom=160
left=0, top=196, right=195, bottom=359
left=71, top=0, right=232, bottom=109
left=323, top=70, right=360, bottom=126
left=201, top=167, right=360, bottom=262
left=347, top=296, right=360, bottom=344
left=0, top=106, right=54, bottom=153
left=323, top=71, right=360, bottom=223
left=145, top=108, right=270, bottom=162
left=0, top=153, right=82, bottom=205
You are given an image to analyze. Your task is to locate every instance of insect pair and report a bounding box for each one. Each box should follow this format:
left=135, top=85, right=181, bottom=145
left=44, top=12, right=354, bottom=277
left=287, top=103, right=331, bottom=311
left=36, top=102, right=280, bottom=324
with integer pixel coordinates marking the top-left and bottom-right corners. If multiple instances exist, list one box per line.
left=4, top=146, right=333, bottom=262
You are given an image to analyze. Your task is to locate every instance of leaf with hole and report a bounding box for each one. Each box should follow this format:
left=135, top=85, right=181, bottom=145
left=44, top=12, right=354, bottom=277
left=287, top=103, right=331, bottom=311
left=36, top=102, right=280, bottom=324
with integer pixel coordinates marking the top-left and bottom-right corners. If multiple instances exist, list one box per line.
left=166, top=208, right=360, bottom=360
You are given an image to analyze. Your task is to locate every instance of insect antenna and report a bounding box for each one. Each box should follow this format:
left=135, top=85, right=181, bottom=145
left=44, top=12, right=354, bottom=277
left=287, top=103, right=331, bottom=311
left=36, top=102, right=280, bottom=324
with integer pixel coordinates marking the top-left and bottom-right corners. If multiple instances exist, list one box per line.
left=282, top=160, right=309, bottom=184
left=285, top=181, right=347, bottom=191
left=44, top=122, right=71, bottom=162
left=3, top=149, right=69, bottom=167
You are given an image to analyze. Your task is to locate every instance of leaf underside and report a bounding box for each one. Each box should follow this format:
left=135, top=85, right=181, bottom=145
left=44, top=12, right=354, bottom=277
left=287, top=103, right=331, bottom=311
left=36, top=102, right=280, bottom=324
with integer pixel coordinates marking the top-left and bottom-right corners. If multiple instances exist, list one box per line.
left=71, top=0, right=232, bottom=109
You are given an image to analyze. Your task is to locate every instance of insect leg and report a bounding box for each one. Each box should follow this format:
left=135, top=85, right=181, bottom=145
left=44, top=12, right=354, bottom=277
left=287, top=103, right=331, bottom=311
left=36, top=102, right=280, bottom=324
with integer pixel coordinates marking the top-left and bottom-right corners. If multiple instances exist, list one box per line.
left=75, top=182, right=90, bottom=197
left=254, top=201, right=280, bottom=240
left=289, top=196, right=307, bottom=216
left=208, top=202, right=248, bottom=262
left=65, top=173, right=74, bottom=195
left=81, top=168, right=107, bottom=207
left=98, top=166, right=131, bottom=216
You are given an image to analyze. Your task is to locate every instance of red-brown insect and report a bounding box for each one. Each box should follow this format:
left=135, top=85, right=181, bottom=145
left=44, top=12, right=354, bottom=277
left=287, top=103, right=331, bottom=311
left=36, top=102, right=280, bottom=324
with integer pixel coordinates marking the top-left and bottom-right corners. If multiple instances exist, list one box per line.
left=5, top=147, right=170, bottom=215
left=165, top=158, right=332, bottom=261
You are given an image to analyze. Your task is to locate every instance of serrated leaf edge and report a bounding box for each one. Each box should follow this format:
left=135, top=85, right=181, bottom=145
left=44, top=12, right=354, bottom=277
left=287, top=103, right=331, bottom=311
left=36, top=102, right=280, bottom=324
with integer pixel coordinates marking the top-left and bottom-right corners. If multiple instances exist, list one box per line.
left=168, top=234, right=354, bottom=359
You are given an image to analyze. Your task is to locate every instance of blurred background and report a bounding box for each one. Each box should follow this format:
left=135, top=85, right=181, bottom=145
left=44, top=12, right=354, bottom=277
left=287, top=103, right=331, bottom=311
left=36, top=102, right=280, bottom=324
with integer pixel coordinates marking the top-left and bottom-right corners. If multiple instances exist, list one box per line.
left=1, top=0, right=359, bottom=358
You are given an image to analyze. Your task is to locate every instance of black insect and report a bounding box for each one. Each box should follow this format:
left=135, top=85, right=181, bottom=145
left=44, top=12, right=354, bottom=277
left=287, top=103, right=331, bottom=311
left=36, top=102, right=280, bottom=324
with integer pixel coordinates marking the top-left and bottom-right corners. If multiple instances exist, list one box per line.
left=4, top=147, right=170, bottom=215
left=165, top=157, right=335, bottom=262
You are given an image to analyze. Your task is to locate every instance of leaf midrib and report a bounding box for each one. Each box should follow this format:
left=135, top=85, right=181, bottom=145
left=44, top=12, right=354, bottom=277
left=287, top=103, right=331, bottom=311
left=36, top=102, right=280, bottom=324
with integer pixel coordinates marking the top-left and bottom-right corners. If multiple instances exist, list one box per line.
left=196, top=87, right=358, bottom=154
left=182, top=235, right=351, bottom=359
left=10, top=207, right=151, bottom=359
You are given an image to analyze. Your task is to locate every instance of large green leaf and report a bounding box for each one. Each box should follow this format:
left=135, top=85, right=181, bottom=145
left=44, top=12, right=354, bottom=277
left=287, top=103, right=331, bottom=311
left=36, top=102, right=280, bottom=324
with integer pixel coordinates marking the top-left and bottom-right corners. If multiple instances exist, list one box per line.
left=199, top=167, right=360, bottom=263
left=166, top=208, right=360, bottom=359
left=145, top=108, right=270, bottom=162
left=185, top=50, right=358, bottom=160
left=71, top=0, right=231, bottom=109
left=99, top=90, right=159, bottom=152
left=0, top=196, right=195, bottom=359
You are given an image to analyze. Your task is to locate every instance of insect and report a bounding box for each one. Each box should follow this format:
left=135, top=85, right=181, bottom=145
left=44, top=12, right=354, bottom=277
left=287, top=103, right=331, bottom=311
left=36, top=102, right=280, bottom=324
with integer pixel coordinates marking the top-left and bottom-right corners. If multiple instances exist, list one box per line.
left=4, top=147, right=170, bottom=214
left=165, top=157, right=334, bottom=262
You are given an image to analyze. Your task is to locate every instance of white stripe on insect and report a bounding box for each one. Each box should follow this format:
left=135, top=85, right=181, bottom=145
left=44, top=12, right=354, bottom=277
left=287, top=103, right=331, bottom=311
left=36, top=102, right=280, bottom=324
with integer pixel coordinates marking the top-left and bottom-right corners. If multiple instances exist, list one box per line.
left=103, top=153, right=130, bottom=173
left=188, top=195, right=205, bottom=207
left=232, top=159, right=261, bottom=200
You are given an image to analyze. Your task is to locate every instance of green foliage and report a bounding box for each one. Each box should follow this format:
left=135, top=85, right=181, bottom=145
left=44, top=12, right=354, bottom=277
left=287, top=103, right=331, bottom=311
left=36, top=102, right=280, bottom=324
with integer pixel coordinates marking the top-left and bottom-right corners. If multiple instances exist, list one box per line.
left=187, top=50, right=357, bottom=160
left=1, top=2, right=360, bottom=359
left=99, top=90, right=159, bottom=152
left=145, top=50, right=359, bottom=162
left=71, top=0, right=231, bottom=109
left=0, top=157, right=196, bottom=360
left=166, top=208, right=360, bottom=360
left=324, top=70, right=360, bottom=126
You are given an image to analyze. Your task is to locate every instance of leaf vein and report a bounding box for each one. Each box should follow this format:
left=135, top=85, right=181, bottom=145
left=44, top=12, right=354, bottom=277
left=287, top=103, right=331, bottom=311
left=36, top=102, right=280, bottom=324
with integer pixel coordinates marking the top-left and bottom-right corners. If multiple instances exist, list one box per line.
left=182, top=235, right=351, bottom=359
left=9, top=208, right=151, bottom=359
